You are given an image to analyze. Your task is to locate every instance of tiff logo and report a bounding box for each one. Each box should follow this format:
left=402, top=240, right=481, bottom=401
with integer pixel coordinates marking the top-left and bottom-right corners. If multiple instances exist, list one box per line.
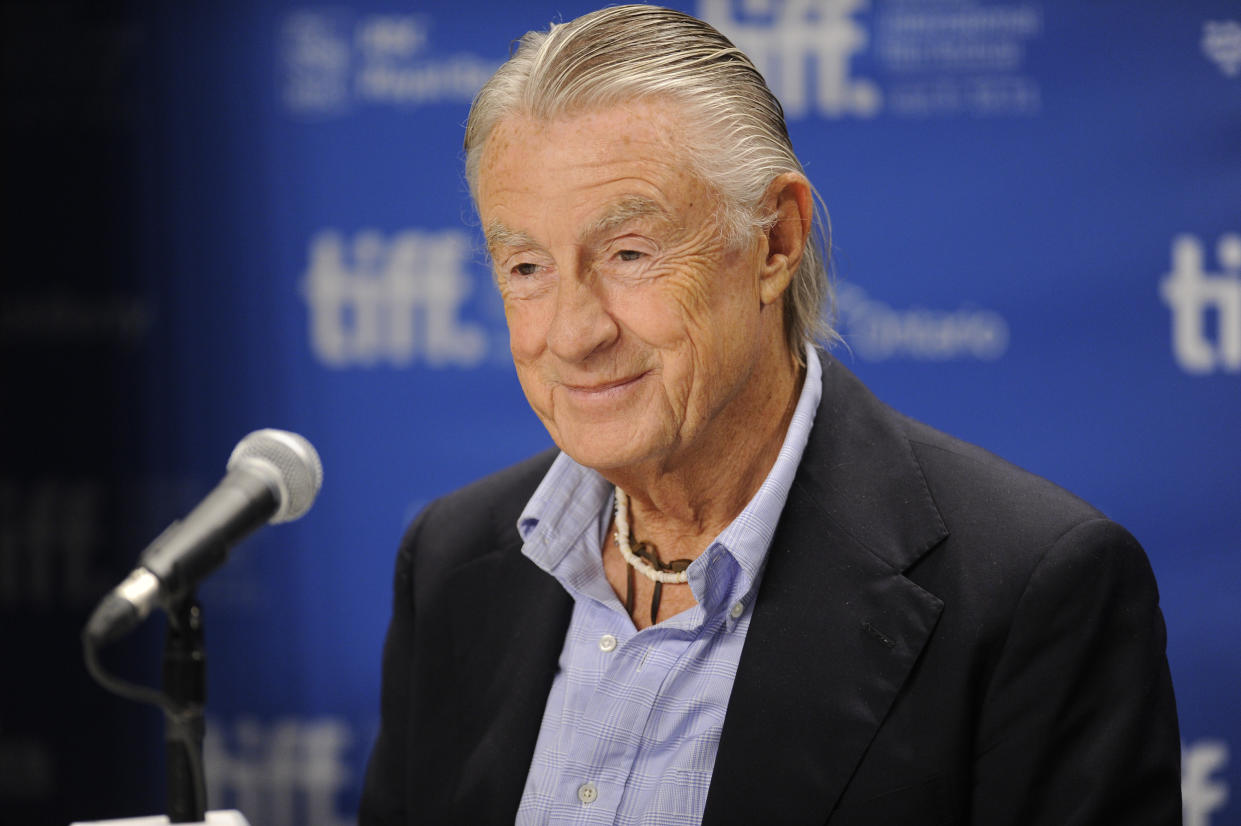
left=699, top=0, right=881, bottom=117
left=1160, top=233, right=1241, bottom=375
left=204, top=717, right=352, bottom=826
left=1183, top=739, right=1230, bottom=826
left=302, top=229, right=487, bottom=368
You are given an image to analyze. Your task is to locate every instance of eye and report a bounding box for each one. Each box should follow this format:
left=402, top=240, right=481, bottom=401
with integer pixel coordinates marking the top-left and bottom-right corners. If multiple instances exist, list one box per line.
left=616, top=249, right=644, bottom=262
left=511, top=262, right=540, bottom=277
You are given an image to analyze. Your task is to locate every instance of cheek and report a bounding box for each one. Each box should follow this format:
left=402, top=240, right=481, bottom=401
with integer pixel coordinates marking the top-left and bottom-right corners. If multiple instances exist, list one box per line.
left=509, top=341, right=554, bottom=416
left=667, top=268, right=763, bottom=395
left=661, top=266, right=757, bottom=357
left=503, top=299, right=551, bottom=359
left=621, top=286, right=728, bottom=403
left=612, top=264, right=717, bottom=347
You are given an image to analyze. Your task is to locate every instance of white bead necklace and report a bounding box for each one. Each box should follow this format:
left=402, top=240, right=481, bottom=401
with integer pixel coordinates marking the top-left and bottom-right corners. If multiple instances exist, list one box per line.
left=613, top=487, right=690, bottom=584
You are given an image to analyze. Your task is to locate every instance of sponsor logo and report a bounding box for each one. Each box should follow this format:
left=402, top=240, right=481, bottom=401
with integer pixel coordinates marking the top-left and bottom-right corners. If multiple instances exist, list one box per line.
left=1160, top=233, right=1241, bottom=375
left=1184, top=739, right=1230, bottom=826
left=279, top=10, right=499, bottom=116
left=835, top=282, right=1009, bottom=361
left=205, top=717, right=353, bottom=826
left=279, top=11, right=353, bottom=115
left=1203, top=20, right=1241, bottom=78
left=699, top=0, right=1043, bottom=119
left=301, top=229, right=490, bottom=369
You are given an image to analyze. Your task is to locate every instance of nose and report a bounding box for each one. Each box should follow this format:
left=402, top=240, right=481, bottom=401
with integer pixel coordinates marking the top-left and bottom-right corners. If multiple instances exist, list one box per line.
left=546, top=264, right=618, bottom=363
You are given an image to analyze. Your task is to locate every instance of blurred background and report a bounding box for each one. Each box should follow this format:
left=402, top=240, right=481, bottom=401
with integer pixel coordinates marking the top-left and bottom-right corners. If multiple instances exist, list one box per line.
left=2, top=0, right=1237, bottom=823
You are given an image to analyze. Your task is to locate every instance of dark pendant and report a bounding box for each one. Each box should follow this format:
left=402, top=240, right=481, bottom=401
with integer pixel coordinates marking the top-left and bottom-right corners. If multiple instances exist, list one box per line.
left=626, top=534, right=694, bottom=626
left=625, top=564, right=635, bottom=616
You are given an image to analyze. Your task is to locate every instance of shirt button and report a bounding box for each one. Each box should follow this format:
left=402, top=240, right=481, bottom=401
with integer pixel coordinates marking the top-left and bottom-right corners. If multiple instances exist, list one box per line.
left=598, top=634, right=617, bottom=652
left=729, top=601, right=745, bottom=619
left=577, top=781, right=598, bottom=804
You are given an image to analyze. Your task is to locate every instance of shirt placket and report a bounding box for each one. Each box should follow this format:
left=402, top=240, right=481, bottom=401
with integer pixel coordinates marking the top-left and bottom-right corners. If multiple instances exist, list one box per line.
left=564, top=617, right=697, bottom=822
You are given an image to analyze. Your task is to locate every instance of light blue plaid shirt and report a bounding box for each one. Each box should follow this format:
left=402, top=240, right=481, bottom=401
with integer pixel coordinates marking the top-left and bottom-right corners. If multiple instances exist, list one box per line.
left=515, top=348, right=822, bottom=824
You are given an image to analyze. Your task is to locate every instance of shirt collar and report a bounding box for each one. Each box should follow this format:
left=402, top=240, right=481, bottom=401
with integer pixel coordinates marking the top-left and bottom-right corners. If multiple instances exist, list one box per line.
left=519, top=346, right=823, bottom=621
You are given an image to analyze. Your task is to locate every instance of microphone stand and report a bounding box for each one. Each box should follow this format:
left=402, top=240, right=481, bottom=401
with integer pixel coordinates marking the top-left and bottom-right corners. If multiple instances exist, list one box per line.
left=79, top=428, right=321, bottom=824
left=162, top=592, right=207, bottom=822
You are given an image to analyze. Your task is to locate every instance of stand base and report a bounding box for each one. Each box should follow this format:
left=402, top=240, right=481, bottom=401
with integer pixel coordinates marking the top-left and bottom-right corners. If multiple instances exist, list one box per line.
left=70, top=810, right=250, bottom=826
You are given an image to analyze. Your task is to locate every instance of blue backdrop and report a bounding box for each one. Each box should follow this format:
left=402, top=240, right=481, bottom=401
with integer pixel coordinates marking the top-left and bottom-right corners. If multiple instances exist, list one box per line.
left=2, top=1, right=1237, bottom=823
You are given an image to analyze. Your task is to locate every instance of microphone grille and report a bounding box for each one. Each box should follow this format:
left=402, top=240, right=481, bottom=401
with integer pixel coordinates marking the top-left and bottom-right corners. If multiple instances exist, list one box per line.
left=227, top=429, right=324, bottom=523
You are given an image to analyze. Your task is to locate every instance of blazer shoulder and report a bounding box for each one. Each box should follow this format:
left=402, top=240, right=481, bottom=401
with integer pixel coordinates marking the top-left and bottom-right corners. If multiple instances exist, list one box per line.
left=803, top=354, right=1109, bottom=574
left=898, top=414, right=1113, bottom=559
left=904, top=415, right=1103, bottom=524
left=398, top=447, right=559, bottom=572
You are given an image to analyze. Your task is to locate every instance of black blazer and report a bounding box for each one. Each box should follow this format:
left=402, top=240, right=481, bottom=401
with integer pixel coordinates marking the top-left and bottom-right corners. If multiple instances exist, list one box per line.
left=360, top=354, right=1181, bottom=824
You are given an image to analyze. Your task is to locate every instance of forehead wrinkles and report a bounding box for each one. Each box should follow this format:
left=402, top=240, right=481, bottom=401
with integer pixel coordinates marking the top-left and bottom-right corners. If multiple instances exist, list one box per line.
left=583, top=194, right=670, bottom=239
left=484, top=194, right=673, bottom=257
left=477, top=105, right=721, bottom=262
left=477, top=105, right=693, bottom=197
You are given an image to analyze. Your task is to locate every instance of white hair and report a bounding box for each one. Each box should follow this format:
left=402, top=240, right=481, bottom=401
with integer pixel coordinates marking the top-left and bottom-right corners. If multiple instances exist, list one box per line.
left=464, top=4, right=836, bottom=355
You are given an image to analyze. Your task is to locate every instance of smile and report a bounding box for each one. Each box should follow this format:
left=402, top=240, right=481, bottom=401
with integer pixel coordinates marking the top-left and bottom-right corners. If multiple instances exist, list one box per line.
left=561, top=372, right=649, bottom=400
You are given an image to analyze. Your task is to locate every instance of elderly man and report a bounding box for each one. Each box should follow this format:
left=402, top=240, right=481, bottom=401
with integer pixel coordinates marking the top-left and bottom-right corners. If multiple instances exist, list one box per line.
left=360, top=6, right=1180, bottom=824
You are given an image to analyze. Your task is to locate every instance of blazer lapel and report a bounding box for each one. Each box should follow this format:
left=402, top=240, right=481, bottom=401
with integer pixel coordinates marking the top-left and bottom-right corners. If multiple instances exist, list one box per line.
left=440, top=535, right=573, bottom=819
left=703, top=356, right=948, bottom=824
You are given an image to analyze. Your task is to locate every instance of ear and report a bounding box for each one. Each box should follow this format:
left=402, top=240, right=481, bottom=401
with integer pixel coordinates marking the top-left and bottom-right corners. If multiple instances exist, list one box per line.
left=758, top=172, right=813, bottom=306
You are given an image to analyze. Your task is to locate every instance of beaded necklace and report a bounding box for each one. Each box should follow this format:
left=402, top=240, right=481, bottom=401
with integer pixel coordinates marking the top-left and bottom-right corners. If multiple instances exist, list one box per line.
left=613, top=487, right=691, bottom=625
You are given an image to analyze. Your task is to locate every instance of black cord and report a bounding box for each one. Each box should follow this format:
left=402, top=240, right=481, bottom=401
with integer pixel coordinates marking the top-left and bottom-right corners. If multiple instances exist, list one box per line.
left=82, top=632, right=175, bottom=713
left=82, top=633, right=209, bottom=818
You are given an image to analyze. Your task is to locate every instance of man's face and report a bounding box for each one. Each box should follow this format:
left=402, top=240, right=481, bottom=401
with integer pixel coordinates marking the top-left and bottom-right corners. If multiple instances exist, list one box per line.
left=476, top=100, right=786, bottom=474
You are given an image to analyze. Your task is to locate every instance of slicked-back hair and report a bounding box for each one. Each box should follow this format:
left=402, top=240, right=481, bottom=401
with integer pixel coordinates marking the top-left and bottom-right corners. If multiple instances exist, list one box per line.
left=464, top=4, right=835, bottom=356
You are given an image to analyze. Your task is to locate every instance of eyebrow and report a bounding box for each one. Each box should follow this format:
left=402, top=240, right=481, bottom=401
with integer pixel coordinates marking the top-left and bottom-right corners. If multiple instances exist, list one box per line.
left=484, top=195, right=670, bottom=257
left=484, top=220, right=537, bottom=256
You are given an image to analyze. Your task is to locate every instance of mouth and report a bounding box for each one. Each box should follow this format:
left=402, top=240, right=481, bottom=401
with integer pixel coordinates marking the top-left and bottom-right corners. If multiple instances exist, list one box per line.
left=561, top=371, right=649, bottom=399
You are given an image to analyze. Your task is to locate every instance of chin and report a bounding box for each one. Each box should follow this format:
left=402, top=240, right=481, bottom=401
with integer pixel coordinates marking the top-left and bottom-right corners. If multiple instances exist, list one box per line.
left=553, top=426, right=659, bottom=474
left=557, top=442, right=636, bottom=473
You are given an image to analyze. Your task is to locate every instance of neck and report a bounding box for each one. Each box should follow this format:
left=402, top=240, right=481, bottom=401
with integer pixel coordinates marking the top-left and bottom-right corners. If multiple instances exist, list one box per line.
left=607, top=348, right=805, bottom=563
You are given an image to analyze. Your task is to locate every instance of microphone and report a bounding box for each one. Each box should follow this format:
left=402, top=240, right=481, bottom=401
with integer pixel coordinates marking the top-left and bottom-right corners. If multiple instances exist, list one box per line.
left=85, top=429, right=323, bottom=645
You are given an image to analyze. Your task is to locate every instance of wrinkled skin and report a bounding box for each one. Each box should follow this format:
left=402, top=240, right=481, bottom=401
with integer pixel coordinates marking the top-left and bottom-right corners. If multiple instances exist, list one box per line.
left=477, top=101, right=810, bottom=574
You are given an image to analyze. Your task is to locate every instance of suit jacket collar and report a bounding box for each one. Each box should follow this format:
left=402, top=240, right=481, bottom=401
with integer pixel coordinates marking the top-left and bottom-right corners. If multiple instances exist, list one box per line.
left=702, top=354, right=948, bottom=823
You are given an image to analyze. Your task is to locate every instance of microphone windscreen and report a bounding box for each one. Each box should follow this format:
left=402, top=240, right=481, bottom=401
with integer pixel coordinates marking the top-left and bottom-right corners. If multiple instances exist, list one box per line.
left=227, top=429, right=323, bottom=523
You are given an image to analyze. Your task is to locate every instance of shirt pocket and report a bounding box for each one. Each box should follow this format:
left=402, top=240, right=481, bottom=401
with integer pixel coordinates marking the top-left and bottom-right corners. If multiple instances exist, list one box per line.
left=648, top=765, right=715, bottom=818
